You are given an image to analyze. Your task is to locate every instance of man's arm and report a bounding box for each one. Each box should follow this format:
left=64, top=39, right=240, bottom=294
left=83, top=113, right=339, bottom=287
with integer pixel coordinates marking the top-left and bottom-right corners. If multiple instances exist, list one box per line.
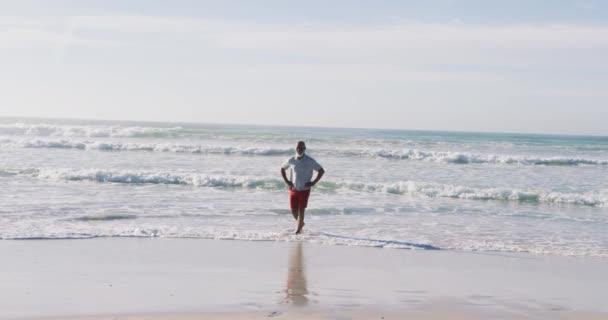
left=306, top=167, right=325, bottom=187
left=281, top=168, right=294, bottom=188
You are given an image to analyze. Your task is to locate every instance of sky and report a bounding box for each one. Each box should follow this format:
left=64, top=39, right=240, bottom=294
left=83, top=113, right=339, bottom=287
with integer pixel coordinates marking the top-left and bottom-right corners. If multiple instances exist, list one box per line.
left=1, top=0, right=608, bottom=135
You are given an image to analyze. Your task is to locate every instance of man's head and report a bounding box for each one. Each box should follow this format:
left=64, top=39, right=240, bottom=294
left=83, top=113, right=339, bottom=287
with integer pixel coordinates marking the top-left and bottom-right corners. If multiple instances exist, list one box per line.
left=296, top=141, right=306, bottom=158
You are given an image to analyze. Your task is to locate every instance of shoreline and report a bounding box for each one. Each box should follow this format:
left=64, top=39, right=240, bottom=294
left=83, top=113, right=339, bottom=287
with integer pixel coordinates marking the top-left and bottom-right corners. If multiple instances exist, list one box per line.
left=1, top=238, right=607, bottom=319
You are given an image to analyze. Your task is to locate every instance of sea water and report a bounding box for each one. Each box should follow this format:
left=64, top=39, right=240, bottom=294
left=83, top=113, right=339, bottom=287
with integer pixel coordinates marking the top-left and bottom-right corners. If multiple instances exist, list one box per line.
left=1, top=117, right=607, bottom=258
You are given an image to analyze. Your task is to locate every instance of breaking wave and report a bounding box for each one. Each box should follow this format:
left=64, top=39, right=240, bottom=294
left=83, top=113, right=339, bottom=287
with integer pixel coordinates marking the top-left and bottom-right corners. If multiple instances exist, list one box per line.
left=0, top=123, right=185, bottom=138
left=4, top=167, right=607, bottom=207
left=335, top=180, right=608, bottom=207
left=6, top=168, right=286, bottom=189
left=0, top=138, right=293, bottom=155
left=365, top=149, right=608, bottom=166
left=2, top=137, right=607, bottom=166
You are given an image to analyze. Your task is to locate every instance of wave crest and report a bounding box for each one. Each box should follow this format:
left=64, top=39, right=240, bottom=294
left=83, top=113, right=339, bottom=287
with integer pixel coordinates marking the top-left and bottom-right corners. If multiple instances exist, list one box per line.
left=338, top=180, right=607, bottom=207
left=4, top=167, right=607, bottom=207
left=1, top=138, right=293, bottom=155
left=12, top=168, right=285, bottom=189
left=368, top=149, right=608, bottom=166
left=0, top=123, right=184, bottom=138
left=2, top=137, right=607, bottom=166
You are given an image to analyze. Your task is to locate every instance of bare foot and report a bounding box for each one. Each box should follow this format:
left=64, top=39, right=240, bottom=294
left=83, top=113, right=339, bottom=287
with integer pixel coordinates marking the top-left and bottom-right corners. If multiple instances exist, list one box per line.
left=295, top=222, right=305, bottom=234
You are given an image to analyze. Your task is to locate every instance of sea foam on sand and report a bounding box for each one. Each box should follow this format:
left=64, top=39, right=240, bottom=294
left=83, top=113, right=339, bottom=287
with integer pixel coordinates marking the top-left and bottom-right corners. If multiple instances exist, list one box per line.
left=1, top=238, right=607, bottom=320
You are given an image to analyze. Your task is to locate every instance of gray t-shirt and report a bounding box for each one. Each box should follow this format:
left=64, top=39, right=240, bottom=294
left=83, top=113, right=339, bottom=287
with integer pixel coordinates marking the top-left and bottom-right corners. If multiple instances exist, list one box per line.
left=281, top=154, right=323, bottom=191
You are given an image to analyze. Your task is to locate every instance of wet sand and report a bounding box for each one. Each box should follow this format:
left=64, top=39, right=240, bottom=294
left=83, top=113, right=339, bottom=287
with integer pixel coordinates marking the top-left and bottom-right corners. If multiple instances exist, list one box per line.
left=1, top=238, right=607, bottom=319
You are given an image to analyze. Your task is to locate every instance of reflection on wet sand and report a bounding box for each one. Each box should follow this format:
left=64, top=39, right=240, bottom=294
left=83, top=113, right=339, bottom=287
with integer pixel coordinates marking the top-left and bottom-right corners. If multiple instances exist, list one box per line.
left=285, top=241, right=308, bottom=306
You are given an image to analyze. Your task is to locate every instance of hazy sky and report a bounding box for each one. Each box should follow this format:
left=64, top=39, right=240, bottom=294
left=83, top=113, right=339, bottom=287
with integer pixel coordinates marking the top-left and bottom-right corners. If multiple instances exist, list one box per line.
left=1, top=0, right=607, bottom=135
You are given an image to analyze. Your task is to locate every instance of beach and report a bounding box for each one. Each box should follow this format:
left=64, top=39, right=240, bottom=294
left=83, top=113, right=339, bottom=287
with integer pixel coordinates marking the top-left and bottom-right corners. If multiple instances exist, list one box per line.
left=1, top=238, right=607, bottom=319
left=1, top=118, right=607, bottom=319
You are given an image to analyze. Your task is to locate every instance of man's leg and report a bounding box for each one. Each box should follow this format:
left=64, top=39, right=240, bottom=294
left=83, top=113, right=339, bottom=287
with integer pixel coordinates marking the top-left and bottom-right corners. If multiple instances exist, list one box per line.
left=295, top=208, right=305, bottom=234
left=289, top=188, right=298, bottom=220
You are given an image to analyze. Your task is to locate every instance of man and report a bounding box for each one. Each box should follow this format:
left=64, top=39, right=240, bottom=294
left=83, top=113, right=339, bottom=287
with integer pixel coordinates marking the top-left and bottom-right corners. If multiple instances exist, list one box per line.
left=281, top=141, right=325, bottom=234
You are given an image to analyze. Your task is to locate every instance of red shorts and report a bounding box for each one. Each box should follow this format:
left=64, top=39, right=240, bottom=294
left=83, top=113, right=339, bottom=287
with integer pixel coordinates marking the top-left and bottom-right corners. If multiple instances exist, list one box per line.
left=289, top=188, right=311, bottom=209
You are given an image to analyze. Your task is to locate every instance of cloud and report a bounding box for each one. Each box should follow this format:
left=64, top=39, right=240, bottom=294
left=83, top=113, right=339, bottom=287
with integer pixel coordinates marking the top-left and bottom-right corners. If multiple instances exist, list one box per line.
left=3, top=15, right=608, bottom=70
left=211, top=23, right=608, bottom=51
left=66, top=15, right=214, bottom=33
left=18, top=16, right=608, bottom=71
left=205, top=23, right=608, bottom=71
left=0, top=17, right=118, bottom=49
left=55, top=16, right=608, bottom=50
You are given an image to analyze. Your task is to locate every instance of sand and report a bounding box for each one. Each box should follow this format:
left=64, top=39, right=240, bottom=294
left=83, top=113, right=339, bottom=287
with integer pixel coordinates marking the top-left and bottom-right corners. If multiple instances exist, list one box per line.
left=1, top=238, right=607, bottom=319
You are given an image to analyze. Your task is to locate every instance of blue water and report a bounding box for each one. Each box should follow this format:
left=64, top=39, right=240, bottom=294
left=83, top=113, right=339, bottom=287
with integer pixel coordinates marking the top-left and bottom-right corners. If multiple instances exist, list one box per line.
left=1, top=117, right=607, bottom=257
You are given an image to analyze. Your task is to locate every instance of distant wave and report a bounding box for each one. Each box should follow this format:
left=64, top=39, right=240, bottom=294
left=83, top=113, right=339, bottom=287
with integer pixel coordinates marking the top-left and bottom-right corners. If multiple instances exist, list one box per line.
left=0, top=138, right=293, bottom=155
left=365, top=149, right=608, bottom=166
left=0, top=123, right=185, bottom=138
left=4, top=167, right=607, bottom=207
left=2, top=137, right=607, bottom=166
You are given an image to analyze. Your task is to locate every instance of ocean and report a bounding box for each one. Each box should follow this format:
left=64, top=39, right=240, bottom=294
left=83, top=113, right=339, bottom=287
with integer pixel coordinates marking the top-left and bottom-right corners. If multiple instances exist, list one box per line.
left=1, top=117, right=607, bottom=258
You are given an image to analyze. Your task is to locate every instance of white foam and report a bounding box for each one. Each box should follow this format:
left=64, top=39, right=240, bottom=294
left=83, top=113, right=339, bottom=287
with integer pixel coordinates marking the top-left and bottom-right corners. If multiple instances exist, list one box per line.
left=2, top=137, right=606, bottom=165
left=368, top=148, right=608, bottom=165
left=0, top=138, right=293, bottom=155
left=339, top=180, right=608, bottom=207
left=3, top=227, right=606, bottom=258
left=0, top=123, right=184, bottom=138
left=6, top=167, right=608, bottom=207
left=17, top=168, right=285, bottom=189
left=0, top=228, right=436, bottom=250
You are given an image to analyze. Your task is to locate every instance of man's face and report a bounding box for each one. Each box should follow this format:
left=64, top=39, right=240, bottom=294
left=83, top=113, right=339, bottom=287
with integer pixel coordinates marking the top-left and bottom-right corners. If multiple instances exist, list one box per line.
left=296, top=143, right=306, bottom=156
